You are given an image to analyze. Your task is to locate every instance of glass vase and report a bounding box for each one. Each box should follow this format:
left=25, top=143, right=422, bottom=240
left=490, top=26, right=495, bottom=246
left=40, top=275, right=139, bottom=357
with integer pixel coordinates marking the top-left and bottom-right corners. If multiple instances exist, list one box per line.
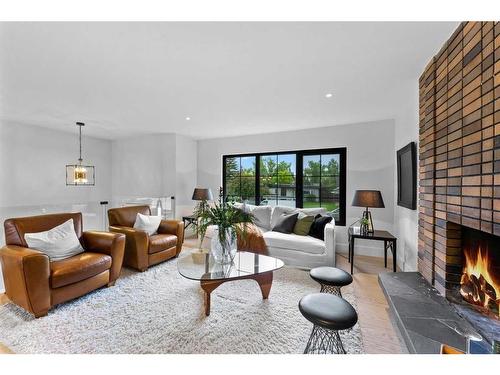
left=210, top=227, right=237, bottom=264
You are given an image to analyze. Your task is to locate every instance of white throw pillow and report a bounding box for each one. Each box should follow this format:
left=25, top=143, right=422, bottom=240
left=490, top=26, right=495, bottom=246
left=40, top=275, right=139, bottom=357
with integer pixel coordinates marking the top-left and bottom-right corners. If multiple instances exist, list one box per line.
left=233, top=203, right=272, bottom=230
left=133, top=213, right=162, bottom=235
left=250, top=206, right=272, bottom=230
left=24, top=219, right=84, bottom=261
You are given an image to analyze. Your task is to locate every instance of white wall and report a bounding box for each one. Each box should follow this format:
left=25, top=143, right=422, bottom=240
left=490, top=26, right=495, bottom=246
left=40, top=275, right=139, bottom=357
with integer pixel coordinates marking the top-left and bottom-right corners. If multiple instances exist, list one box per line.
left=111, top=133, right=197, bottom=217
left=111, top=134, right=176, bottom=204
left=0, top=120, right=113, bottom=292
left=394, top=85, right=419, bottom=272
left=197, top=119, right=396, bottom=257
left=175, top=134, right=198, bottom=217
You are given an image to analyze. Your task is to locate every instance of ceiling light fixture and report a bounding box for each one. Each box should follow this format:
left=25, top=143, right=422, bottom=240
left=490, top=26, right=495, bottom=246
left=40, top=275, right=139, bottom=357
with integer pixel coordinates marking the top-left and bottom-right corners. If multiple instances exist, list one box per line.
left=325, top=93, right=333, bottom=98
left=66, top=122, right=95, bottom=186
left=185, top=117, right=191, bottom=121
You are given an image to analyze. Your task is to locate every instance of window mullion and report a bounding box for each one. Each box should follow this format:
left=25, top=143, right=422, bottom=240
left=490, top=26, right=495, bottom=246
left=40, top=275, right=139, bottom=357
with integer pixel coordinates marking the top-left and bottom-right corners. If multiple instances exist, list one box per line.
left=319, top=155, right=322, bottom=208
left=277, top=163, right=280, bottom=206
left=296, top=152, right=303, bottom=208
left=256, top=155, right=260, bottom=205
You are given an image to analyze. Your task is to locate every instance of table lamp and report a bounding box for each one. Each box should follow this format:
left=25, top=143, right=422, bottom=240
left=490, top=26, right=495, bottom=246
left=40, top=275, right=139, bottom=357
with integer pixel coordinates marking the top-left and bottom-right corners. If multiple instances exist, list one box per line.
left=192, top=188, right=213, bottom=218
left=352, top=190, right=384, bottom=234
left=192, top=188, right=213, bottom=202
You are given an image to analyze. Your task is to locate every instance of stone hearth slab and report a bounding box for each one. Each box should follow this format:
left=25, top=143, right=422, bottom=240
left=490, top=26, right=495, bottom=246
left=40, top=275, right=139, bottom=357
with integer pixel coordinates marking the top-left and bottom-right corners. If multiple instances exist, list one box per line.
left=379, top=272, right=489, bottom=354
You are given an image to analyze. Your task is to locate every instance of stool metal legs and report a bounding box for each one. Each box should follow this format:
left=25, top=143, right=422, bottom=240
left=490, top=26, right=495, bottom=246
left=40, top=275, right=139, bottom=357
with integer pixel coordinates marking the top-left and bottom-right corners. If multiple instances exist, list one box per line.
left=319, top=283, right=342, bottom=297
left=304, top=325, right=346, bottom=354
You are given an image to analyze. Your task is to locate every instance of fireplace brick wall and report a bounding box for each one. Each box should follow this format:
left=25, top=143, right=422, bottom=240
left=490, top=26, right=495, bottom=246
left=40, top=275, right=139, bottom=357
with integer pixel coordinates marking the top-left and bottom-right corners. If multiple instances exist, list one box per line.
left=418, top=22, right=500, bottom=295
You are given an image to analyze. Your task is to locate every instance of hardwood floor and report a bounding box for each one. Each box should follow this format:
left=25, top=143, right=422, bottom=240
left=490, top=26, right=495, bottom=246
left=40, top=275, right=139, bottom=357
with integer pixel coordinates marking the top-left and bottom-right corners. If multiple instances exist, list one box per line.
left=0, top=235, right=405, bottom=354
left=336, top=254, right=406, bottom=353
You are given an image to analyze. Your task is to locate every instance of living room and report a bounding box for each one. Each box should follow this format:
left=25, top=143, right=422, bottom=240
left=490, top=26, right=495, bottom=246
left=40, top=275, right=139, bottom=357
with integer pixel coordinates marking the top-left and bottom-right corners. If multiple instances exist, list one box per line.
left=0, top=0, right=498, bottom=372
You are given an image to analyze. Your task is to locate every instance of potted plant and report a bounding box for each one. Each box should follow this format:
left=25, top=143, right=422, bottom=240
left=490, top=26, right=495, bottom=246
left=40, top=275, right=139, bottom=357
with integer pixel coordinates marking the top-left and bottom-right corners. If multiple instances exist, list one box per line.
left=195, top=193, right=254, bottom=264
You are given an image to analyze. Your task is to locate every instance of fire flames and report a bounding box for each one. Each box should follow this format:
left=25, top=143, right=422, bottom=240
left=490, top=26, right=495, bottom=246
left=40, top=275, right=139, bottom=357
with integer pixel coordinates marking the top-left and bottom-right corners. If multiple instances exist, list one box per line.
left=460, top=245, right=500, bottom=319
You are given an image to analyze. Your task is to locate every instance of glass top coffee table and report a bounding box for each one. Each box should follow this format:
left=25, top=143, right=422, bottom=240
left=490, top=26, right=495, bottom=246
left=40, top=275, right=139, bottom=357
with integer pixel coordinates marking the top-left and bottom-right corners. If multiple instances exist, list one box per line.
left=178, top=251, right=284, bottom=316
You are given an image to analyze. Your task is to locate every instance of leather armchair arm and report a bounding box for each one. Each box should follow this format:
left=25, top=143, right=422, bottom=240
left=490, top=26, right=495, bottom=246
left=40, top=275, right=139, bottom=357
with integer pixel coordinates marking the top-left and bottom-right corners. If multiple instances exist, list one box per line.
left=108, top=225, right=149, bottom=271
left=0, top=245, right=50, bottom=317
left=82, top=231, right=126, bottom=283
left=158, top=220, right=185, bottom=256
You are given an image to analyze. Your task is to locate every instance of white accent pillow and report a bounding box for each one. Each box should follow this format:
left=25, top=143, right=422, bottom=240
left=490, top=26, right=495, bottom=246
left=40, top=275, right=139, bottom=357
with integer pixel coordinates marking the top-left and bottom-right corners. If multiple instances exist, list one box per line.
left=233, top=203, right=272, bottom=230
left=250, top=206, right=273, bottom=230
left=133, top=213, right=162, bottom=235
left=24, top=219, right=84, bottom=261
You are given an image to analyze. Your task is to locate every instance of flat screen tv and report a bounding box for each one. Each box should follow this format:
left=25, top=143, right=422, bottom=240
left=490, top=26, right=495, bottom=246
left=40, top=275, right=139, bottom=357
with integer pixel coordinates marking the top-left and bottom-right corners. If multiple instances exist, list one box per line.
left=397, top=142, right=417, bottom=210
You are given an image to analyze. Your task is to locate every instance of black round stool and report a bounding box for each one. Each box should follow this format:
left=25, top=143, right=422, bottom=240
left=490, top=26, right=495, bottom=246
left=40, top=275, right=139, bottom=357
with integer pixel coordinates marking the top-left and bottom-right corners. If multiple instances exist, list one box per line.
left=299, top=293, right=358, bottom=354
left=310, top=266, right=353, bottom=297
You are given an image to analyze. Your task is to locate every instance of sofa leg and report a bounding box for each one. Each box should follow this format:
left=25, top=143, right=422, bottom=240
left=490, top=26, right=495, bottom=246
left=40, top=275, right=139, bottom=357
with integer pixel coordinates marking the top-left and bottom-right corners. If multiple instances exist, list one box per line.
left=107, top=281, right=116, bottom=287
left=34, top=310, right=48, bottom=318
left=139, top=267, right=148, bottom=272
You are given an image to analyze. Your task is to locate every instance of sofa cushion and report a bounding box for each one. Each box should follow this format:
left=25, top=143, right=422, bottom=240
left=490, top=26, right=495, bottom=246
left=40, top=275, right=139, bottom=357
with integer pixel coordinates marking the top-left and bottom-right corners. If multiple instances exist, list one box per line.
left=293, top=212, right=315, bottom=236
left=233, top=203, right=272, bottom=230
left=148, top=234, right=177, bottom=254
left=50, top=252, right=112, bottom=288
left=309, top=215, right=333, bottom=240
left=263, top=231, right=326, bottom=255
left=272, top=212, right=299, bottom=234
left=298, top=207, right=328, bottom=216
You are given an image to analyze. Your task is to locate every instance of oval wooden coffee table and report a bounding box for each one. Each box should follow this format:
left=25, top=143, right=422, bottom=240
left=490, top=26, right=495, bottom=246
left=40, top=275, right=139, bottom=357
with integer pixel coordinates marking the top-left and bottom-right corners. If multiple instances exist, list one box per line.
left=178, top=251, right=284, bottom=316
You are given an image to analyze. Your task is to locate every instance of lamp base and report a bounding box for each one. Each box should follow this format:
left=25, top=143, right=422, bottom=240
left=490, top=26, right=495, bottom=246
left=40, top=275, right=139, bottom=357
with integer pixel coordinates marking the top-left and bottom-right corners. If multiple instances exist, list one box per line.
left=361, top=208, right=374, bottom=234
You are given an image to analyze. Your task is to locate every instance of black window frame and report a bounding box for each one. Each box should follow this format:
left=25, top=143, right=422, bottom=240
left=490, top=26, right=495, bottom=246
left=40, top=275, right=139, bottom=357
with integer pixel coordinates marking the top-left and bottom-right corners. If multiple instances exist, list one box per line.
left=223, top=155, right=258, bottom=205
left=222, top=147, right=347, bottom=226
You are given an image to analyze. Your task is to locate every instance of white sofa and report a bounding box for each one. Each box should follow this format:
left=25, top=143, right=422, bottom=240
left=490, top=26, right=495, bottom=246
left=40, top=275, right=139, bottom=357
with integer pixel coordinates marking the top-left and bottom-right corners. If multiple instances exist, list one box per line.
left=201, top=204, right=335, bottom=269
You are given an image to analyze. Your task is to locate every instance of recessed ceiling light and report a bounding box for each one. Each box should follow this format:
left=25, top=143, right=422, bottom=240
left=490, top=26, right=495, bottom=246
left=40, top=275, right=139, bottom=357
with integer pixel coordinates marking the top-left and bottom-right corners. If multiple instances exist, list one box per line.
left=185, top=117, right=191, bottom=121
left=325, top=93, right=333, bottom=98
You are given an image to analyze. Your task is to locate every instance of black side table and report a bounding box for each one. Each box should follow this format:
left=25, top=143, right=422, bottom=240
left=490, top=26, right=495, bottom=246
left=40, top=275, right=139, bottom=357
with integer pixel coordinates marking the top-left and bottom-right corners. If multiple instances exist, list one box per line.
left=348, top=228, right=397, bottom=274
left=182, top=215, right=197, bottom=230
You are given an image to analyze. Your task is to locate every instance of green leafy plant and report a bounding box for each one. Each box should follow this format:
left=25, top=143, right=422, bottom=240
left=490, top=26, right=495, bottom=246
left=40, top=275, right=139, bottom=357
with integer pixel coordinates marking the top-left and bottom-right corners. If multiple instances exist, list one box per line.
left=195, top=192, right=254, bottom=250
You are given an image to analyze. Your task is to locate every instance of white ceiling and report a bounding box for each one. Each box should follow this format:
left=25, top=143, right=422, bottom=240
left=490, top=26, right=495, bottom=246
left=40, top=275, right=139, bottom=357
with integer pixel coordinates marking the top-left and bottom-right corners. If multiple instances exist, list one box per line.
left=0, top=22, right=458, bottom=140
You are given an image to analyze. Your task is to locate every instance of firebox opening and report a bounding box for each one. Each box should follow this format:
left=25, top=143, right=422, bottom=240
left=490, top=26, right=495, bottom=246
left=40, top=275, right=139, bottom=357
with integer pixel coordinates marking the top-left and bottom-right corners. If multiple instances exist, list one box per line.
left=460, top=227, right=500, bottom=319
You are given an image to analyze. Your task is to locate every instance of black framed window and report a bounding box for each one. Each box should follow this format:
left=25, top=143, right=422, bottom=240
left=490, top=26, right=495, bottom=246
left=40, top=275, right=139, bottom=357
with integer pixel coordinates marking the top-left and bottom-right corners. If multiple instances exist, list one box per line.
left=259, top=154, right=296, bottom=207
left=224, top=155, right=257, bottom=204
left=223, top=147, right=346, bottom=226
left=303, top=153, right=340, bottom=215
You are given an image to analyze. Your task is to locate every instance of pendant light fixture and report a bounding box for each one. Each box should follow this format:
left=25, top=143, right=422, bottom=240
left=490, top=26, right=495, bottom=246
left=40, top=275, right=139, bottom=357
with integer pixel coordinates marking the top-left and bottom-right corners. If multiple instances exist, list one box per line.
left=66, top=122, right=95, bottom=186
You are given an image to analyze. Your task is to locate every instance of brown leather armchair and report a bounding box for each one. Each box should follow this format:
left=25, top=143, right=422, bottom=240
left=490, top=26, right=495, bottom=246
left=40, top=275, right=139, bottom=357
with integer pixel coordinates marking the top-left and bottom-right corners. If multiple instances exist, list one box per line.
left=108, top=205, right=184, bottom=272
left=0, top=212, right=125, bottom=318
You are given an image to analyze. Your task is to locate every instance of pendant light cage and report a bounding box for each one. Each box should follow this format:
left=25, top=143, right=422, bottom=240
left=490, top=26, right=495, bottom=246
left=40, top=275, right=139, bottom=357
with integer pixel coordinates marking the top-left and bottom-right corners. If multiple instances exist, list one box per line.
left=66, top=122, right=95, bottom=186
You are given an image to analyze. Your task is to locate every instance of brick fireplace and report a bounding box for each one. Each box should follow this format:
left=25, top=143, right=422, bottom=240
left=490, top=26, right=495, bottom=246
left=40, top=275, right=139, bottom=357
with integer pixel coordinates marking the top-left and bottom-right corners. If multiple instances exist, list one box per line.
left=418, top=21, right=500, bottom=299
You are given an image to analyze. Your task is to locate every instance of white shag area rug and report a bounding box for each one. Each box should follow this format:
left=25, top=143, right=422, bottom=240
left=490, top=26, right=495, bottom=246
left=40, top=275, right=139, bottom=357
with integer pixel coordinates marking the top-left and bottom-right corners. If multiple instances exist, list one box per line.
left=0, top=249, right=363, bottom=354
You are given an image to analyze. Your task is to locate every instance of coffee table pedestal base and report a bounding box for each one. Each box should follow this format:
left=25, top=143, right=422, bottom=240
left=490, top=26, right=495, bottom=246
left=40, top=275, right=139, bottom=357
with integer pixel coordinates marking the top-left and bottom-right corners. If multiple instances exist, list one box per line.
left=200, top=271, right=273, bottom=316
